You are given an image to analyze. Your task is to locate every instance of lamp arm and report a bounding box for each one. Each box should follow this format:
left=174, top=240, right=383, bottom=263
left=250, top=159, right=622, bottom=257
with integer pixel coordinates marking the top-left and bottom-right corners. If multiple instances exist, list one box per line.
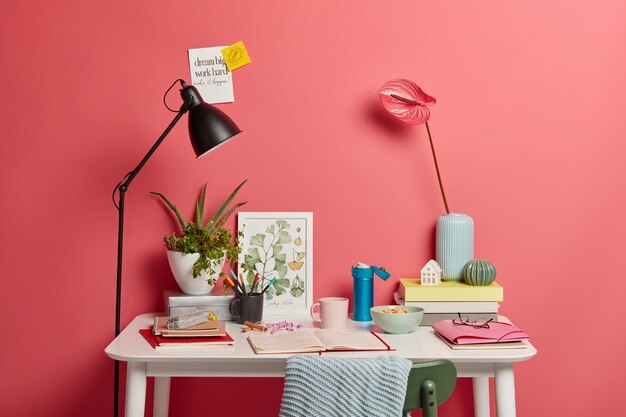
left=119, top=100, right=192, bottom=193
left=115, top=96, right=192, bottom=335
left=112, top=95, right=191, bottom=417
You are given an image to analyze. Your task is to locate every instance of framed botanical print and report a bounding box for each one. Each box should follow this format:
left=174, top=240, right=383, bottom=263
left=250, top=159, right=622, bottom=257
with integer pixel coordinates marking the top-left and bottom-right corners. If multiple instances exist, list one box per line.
left=237, top=212, right=313, bottom=316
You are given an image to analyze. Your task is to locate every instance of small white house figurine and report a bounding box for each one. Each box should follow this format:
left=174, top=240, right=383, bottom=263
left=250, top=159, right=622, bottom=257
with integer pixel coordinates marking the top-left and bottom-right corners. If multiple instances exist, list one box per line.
left=420, top=259, right=442, bottom=285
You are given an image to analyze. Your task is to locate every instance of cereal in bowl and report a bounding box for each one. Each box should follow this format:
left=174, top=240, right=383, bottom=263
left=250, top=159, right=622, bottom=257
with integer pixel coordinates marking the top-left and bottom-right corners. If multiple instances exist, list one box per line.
left=380, top=307, right=409, bottom=314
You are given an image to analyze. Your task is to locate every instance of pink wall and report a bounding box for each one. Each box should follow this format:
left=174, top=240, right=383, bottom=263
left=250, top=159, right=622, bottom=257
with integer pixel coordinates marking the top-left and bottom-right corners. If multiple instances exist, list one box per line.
left=2, top=1, right=625, bottom=416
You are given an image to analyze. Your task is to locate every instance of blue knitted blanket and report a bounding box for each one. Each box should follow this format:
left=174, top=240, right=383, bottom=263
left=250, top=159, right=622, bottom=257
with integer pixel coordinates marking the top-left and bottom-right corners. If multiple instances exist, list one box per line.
left=279, top=355, right=412, bottom=417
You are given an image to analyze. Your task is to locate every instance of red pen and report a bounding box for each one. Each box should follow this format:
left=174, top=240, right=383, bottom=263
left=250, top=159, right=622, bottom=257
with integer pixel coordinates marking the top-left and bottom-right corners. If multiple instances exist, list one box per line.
left=250, top=273, right=259, bottom=293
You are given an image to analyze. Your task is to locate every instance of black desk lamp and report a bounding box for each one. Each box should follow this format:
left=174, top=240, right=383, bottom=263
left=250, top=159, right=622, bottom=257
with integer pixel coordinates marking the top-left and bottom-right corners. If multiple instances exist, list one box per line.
left=112, top=79, right=241, bottom=416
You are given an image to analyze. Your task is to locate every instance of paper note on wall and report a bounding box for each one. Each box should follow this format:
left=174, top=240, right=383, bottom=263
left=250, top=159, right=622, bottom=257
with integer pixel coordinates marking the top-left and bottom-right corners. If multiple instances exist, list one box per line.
left=188, top=47, right=234, bottom=104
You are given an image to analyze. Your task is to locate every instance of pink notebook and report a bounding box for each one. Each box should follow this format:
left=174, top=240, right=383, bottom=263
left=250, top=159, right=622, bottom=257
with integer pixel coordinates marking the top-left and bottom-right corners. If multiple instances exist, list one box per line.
left=432, top=320, right=529, bottom=345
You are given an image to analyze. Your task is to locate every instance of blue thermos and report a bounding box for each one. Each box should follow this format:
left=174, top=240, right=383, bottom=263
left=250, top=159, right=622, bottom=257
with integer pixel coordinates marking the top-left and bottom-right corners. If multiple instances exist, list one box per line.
left=352, top=262, right=391, bottom=321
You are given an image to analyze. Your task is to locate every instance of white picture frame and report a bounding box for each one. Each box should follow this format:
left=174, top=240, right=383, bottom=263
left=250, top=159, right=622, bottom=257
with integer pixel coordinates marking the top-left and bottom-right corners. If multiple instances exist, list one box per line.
left=237, top=212, right=313, bottom=317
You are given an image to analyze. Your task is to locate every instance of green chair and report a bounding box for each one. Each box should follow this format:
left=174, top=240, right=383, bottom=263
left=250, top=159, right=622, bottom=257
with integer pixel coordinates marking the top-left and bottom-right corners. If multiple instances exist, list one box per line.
left=403, top=360, right=457, bottom=417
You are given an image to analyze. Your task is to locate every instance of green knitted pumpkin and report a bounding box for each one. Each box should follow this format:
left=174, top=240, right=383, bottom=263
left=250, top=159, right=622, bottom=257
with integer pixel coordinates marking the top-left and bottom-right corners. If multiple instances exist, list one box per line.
left=462, top=259, right=496, bottom=286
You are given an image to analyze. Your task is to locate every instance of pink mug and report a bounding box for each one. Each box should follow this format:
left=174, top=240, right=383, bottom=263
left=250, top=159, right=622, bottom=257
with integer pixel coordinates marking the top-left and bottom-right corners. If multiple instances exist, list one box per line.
left=310, top=297, right=349, bottom=329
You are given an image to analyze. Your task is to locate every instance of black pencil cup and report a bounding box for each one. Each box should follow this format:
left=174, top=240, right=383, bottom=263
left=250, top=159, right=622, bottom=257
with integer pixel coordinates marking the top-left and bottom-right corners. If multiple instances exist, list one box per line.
left=229, top=293, right=264, bottom=324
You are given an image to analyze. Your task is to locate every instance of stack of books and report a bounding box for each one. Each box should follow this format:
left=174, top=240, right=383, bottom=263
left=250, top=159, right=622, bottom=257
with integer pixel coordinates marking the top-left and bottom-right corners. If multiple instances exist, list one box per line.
left=396, top=279, right=503, bottom=326
left=139, top=315, right=235, bottom=348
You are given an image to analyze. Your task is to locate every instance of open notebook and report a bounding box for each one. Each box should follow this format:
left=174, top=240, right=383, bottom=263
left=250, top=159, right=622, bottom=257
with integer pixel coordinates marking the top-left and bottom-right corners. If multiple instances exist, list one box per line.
left=247, top=329, right=393, bottom=355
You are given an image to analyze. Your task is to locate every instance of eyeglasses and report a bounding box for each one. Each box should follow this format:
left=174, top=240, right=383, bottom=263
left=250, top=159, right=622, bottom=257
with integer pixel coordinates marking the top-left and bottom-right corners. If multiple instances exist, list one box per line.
left=452, top=313, right=493, bottom=329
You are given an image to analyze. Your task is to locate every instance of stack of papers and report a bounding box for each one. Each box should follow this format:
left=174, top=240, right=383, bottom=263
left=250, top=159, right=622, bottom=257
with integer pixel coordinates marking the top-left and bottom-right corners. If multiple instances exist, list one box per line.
left=153, top=317, right=226, bottom=337
left=139, top=315, right=233, bottom=349
left=166, top=307, right=213, bottom=329
left=140, top=328, right=234, bottom=348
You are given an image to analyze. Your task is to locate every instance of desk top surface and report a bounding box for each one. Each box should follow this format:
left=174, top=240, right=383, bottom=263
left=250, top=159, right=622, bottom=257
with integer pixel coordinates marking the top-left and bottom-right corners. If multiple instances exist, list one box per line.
left=105, top=313, right=537, bottom=364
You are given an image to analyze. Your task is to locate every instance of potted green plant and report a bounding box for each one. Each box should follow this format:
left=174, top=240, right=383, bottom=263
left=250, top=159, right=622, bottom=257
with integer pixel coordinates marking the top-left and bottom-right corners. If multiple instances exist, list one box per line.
left=151, top=180, right=247, bottom=295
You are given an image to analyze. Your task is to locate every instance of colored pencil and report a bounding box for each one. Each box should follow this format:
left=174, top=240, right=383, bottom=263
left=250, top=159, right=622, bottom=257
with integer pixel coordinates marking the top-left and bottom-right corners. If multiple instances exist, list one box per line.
left=260, top=278, right=276, bottom=295
left=239, top=273, right=249, bottom=296
left=250, top=273, right=259, bottom=294
left=230, top=270, right=246, bottom=295
left=225, top=275, right=242, bottom=297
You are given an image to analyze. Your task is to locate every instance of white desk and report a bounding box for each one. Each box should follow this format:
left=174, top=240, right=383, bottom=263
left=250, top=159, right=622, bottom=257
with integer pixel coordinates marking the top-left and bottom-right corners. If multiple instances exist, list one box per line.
left=105, top=314, right=536, bottom=417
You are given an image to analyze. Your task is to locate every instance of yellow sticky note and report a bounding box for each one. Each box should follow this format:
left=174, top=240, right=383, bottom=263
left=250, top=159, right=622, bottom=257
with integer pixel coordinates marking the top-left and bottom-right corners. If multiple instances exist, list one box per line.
left=221, top=41, right=251, bottom=71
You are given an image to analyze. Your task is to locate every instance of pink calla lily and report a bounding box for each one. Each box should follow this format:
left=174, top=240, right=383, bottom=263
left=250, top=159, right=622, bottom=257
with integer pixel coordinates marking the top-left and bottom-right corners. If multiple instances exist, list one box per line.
left=378, top=79, right=450, bottom=214
left=378, top=79, right=436, bottom=125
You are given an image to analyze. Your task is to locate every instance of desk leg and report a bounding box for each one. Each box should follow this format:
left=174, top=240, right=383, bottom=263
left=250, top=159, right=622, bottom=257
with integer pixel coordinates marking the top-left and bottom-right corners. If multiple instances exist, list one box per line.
left=472, top=377, right=490, bottom=417
left=126, top=362, right=147, bottom=417
left=153, top=377, right=171, bottom=417
left=494, top=363, right=516, bottom=417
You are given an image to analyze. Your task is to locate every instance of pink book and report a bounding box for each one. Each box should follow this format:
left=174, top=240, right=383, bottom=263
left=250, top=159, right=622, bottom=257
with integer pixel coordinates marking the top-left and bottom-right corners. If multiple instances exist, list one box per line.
left=432, top=320, right=529, bottom=345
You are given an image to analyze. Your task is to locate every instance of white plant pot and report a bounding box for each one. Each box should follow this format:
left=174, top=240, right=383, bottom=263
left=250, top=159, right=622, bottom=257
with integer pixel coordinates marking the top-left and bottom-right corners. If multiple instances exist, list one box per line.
left=166, top=250, right=226, bottom=295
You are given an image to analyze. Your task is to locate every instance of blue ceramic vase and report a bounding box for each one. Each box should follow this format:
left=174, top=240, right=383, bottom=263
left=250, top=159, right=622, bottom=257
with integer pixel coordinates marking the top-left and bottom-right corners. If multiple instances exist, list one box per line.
left=436, top=213, right=474, bottom=281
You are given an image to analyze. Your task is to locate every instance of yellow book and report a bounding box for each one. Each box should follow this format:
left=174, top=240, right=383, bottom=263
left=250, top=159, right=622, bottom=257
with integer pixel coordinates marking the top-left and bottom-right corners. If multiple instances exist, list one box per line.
left=398, top=279, right=503, bottom=302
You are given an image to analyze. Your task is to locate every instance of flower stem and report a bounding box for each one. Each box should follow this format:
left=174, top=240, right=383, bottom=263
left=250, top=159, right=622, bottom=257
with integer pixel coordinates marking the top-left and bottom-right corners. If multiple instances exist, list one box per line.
left=425, top=122, right=450, bottom=214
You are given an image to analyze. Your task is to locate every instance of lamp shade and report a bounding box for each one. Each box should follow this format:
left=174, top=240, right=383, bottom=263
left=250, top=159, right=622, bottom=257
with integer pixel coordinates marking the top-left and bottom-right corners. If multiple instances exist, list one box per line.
left=181, top=84, right=241, bottom=158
